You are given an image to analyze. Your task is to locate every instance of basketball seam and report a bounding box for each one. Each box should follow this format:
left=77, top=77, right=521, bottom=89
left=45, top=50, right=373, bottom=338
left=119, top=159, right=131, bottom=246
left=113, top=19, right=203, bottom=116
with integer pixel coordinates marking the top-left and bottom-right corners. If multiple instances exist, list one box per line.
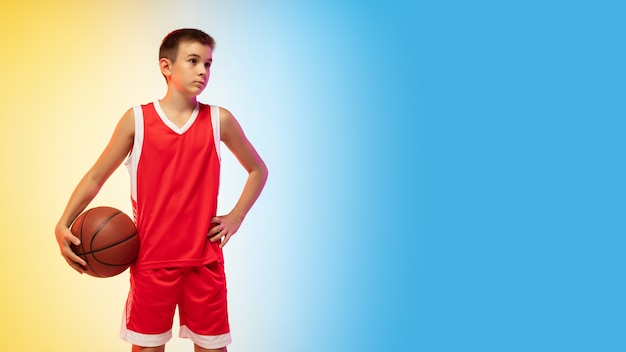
left=87, top=253, right=137, bottom=267
left=78, top=231, right=138, bottom=256
left=90, top=210, right=122, bottom=277
left=88, top=210, right=123, bottom=250
left=78, top=210, right=102, bottom=276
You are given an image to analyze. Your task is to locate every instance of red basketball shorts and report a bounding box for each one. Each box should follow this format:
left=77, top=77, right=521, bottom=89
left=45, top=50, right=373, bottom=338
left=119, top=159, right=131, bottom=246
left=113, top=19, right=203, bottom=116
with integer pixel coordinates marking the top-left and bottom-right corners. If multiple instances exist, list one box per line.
left=119, top=261, right=231, bottom=349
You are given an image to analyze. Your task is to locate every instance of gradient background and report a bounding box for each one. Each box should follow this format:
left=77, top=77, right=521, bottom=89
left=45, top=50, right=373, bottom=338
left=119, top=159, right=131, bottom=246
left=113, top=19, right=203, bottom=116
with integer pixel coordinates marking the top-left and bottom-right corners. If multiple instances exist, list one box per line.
left=0, top=1, right=624, bottom=351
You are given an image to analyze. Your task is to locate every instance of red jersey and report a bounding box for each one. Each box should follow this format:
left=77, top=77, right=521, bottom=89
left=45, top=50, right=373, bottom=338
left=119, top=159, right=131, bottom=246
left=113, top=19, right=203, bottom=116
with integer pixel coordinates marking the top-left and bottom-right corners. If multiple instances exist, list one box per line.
left=125, top=101, right=222, bottom=271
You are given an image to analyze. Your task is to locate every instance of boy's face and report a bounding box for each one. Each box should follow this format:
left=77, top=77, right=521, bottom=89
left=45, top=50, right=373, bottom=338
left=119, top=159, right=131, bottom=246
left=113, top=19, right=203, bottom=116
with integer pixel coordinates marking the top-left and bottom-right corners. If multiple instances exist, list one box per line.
left=164, top=41, right=213, bottom=97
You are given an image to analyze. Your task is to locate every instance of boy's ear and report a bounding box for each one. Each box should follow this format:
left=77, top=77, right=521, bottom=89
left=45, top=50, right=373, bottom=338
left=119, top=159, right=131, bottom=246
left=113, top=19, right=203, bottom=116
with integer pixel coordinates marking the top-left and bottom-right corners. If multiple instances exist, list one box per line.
left=159, top=58, right=172, bottom=78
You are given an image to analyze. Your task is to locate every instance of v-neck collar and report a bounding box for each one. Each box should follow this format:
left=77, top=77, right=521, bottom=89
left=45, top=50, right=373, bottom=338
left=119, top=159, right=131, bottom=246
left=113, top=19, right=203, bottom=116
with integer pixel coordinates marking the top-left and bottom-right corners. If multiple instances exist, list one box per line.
left=154, top=100, right=200, bottom=135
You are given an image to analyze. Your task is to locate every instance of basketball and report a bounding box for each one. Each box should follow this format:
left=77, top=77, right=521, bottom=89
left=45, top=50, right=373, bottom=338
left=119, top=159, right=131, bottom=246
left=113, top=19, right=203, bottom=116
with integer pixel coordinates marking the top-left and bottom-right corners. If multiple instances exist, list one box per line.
left=70, top=206, right=139, bottom=278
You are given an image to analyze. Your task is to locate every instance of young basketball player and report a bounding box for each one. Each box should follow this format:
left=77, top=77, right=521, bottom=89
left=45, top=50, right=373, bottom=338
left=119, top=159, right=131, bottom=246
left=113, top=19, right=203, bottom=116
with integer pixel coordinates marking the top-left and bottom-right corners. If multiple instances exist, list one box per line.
left=55, top=28, right=268, bottom=352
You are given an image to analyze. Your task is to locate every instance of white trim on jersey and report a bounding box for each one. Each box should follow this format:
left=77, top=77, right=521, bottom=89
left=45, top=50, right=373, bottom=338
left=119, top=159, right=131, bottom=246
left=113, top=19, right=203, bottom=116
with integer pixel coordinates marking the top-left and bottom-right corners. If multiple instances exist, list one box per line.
left=154, top=100, right=200, bottom=135
left=210, top=105, right=221, bottom=160
left=125, top=105, right=144, bottom=204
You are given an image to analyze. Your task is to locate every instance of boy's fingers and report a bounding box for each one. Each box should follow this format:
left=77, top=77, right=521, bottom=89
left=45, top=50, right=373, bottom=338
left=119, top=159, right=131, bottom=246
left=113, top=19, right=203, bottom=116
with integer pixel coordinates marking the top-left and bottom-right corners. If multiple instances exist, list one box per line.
left=210, top=228, right=231, bottom=244
left=219, top=235, right=231, bottom=248
left=209, top=232, right=222, bottom=243
left=74, top=255, right=87, bottom=267
left=207, top=226, right=220, bottom=237
left=62, top=246, right=87, bottom=267
left=68, top=236, right=81, bottom=246
left=60, top=229, right=81, bottom=246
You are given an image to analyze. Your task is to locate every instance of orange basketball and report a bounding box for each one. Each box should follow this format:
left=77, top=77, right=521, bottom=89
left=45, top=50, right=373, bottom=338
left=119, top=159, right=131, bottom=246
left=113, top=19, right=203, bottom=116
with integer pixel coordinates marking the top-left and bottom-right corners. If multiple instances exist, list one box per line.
left=70, top=207, right=139, bottom=277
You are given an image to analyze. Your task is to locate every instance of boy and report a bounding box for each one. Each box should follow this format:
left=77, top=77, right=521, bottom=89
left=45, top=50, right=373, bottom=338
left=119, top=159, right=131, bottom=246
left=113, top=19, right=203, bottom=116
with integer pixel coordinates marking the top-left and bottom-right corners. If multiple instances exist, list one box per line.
left=55, top=28, right=268, bottom=352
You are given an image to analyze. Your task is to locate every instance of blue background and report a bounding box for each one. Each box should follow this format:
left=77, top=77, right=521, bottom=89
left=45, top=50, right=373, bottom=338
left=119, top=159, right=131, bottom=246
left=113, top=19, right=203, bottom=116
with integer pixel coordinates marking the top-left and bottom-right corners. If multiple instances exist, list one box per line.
left=235, top=0, right=626, bottom=351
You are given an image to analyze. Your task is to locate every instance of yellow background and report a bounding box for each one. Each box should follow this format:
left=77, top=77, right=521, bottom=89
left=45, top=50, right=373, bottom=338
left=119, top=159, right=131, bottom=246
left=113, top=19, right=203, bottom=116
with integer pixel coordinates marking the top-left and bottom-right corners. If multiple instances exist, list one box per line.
left=0, top=1, right=242, bottom=350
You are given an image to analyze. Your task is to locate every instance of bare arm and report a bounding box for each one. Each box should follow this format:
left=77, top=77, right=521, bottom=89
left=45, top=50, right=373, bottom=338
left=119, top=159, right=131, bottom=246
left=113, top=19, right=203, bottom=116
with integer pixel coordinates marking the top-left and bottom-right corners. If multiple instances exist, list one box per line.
left=55, top=109, right=135, bottom=273
left=208, top=107, right=268, bottom=247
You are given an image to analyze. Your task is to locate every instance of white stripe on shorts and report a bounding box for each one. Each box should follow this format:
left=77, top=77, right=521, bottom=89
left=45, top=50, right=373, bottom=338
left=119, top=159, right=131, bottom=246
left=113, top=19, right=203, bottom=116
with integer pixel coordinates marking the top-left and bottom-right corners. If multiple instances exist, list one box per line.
left=179, top=325, right=232, bottom=349
left=119, top=306, right=172, bottom=347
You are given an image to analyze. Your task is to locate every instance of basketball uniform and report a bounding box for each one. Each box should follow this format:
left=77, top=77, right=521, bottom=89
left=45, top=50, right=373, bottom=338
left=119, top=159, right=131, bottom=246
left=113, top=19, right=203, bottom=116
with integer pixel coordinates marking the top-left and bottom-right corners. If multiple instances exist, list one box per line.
left=120, top=101, right=231, bottom=349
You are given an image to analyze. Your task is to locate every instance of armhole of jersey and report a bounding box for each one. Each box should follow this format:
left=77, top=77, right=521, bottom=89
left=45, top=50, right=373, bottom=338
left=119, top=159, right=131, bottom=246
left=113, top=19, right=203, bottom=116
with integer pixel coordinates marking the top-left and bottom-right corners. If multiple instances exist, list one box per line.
left=210, top=105, right=221, bottom=160
left=125, top=105, right=144, bottom=202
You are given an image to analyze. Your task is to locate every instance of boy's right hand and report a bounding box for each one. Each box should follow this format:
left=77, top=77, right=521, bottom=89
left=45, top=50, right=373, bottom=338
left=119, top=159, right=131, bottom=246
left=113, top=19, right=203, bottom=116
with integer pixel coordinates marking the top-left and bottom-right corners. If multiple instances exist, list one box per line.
left=55, top=225, right=87, bottom=274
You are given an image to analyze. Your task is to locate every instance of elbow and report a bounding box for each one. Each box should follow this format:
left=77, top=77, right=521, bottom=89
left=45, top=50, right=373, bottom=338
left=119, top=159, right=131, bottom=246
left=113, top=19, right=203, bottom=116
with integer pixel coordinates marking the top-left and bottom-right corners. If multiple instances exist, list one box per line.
left=260, top=162, right=269, bottom=184
left=255, top=160, right=268, bottom=186
left=247, top=158, right=268, bottom=186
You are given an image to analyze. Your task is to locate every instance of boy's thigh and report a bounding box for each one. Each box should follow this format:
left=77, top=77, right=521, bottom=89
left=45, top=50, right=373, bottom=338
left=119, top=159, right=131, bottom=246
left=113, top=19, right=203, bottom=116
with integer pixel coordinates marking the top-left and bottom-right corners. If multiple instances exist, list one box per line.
left=179, top=261, right=230, bottom=336
left=126, top=267, right=186, bottom=334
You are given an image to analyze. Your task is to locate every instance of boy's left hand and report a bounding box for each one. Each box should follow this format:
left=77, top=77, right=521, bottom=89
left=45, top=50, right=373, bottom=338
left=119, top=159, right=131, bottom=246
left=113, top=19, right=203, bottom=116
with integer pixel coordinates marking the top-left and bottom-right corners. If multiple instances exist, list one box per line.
left=208, top=214, right=242, bottom=248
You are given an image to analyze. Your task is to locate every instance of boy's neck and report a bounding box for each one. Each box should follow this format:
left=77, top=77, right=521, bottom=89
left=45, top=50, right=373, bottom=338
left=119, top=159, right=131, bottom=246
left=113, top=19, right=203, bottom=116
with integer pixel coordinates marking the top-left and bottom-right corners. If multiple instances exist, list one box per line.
left=159, top=88, right=199, bottom=112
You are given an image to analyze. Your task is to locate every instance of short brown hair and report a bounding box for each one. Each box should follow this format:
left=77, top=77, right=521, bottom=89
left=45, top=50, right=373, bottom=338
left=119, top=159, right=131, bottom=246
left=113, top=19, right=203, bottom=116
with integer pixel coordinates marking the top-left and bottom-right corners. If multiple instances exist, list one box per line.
left=159, top=28, right=215, bottom=63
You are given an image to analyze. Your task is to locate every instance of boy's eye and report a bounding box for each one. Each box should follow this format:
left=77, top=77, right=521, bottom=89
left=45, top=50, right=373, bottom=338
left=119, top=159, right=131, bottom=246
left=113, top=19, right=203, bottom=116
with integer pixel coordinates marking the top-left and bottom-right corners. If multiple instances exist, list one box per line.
left=189, top=58, right=197, bottom=64
left=205, top=62, right=211, bottom=68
